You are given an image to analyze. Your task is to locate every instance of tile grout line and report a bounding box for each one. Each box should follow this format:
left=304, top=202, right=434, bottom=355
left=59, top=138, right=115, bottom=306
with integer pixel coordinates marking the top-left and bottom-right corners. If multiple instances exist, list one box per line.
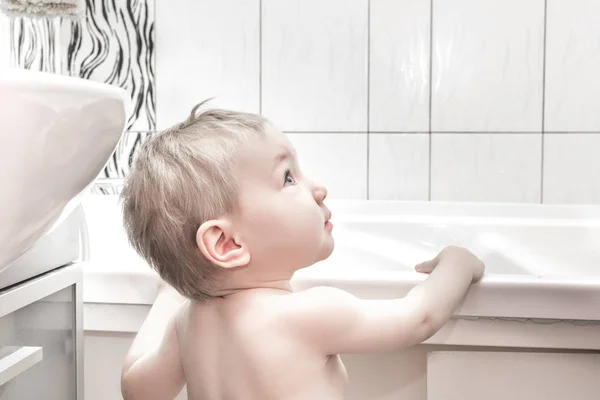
left=282, top=131, right=600, bottom=134
left=427, top=0, right=434, bottom=202
left=258, top=0, right=262, bottom=114
left=540, top=0, right=548, bottom=204
left=366, top=0, right=371, bottom=200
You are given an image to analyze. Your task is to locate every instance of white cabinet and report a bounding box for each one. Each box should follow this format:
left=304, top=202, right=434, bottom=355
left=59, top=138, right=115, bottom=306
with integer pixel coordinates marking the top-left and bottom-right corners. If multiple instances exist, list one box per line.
left=427, top=351, right=600, bottom=400
left=0, top=264, right=83, bottom=400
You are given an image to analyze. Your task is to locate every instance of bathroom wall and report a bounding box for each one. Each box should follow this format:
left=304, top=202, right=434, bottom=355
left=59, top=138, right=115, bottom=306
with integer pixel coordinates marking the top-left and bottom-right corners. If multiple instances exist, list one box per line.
left=2, top=0, right=600, bottom=203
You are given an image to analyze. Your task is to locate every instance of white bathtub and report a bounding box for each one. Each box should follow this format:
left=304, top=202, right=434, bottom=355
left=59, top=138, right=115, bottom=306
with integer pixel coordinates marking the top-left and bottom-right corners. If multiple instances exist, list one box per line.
left=293, top=200, right=600, bottom=322
left=82, top=195, right=600, bottom=337
left=81, top=196, right=600, bottom=400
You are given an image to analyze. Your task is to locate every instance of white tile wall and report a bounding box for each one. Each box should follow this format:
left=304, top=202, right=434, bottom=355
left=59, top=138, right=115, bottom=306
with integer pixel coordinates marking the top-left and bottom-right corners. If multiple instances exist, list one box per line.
left=431, top=134, right=542, bottom=203
left=369, top=0, right=430, bottom=132
left=52, top=0, right=600, bottom=204
left=0, top=13, right=11, bottom=70
left=545, top=0, right=600, bottom=132
left=368, top=134, right=429, bottom=200
left=431, top=0, right=545, bottom=132
left=155, top=0, right=260, bottom=129
left=262, top=0, right=368, bottom=132
left=543, top=134, right=600, bottom=204
left=286, top=133, right=368, bottom=199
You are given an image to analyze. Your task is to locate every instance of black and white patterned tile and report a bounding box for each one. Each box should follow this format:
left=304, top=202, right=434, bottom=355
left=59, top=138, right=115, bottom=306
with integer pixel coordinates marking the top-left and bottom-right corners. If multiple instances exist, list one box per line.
left=62, top=0, right=156, bottom=131
left=10, top=16, right=63, bottom=73
left=0, top=12, right=12, bottom=69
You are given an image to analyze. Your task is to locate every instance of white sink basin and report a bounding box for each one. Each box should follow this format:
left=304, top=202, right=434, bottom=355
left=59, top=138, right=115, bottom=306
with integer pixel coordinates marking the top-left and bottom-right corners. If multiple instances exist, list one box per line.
left=0, top=69, right=130, bottom=273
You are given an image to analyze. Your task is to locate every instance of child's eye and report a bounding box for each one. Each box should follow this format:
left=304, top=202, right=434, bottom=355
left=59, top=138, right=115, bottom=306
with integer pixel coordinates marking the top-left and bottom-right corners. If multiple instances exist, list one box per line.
left=284, top=170, right=296, bottom=186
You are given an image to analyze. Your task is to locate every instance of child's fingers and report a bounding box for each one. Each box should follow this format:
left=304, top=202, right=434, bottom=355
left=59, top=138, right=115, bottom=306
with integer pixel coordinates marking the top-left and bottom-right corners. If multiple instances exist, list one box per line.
left=415, top=254, right=440, bottom=274
left=415, top=261, right=432, bottom=273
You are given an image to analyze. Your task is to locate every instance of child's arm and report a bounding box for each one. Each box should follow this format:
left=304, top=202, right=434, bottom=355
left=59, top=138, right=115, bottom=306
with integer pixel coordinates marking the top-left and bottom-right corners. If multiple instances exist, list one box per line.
left=284, top=246, right=484, bottom=354
left=121, top=283, right=188, bottom=400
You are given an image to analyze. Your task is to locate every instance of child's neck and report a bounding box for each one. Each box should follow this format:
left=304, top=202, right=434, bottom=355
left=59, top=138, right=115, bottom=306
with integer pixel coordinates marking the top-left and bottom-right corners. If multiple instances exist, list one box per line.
left=215, top=268, right=297, bottom=297
left=216, top=280, right=294, bottom=298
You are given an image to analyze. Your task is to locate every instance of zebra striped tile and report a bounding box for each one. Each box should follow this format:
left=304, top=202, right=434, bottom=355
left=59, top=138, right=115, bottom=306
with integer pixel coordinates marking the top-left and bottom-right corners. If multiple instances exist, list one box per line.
left=10, top=16, right=63, bottom=73
left=62, top=0, right=156, bottom=131
left=0, top=13, right=11, bottom=70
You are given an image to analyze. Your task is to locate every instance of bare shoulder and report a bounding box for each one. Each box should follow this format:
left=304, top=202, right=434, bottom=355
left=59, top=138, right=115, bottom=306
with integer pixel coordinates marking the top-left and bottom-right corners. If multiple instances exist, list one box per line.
left=278, top=286, right=358, bottom=316
left=295, top=285, right=356, bottom=304
left=274, top=286, right=363, bottom=340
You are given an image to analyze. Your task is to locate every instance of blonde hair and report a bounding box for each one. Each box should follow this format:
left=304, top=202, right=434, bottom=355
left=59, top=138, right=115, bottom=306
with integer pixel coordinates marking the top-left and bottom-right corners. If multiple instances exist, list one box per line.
left=121, top=100, right=271, bottom=300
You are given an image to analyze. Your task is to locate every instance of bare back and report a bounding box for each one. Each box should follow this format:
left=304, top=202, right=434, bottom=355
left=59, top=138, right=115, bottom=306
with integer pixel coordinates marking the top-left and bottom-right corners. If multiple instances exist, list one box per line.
left=176, top=291, right=348, bottom=400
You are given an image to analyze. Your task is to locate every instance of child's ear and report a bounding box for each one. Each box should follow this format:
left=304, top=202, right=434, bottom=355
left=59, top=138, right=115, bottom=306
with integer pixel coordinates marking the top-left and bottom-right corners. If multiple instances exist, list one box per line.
left=196, top=219, right=250, bottom=269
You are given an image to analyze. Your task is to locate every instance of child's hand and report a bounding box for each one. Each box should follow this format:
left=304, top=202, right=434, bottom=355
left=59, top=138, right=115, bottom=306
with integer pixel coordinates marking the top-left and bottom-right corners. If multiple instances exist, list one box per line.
left=415, top=246, right=485, bottom=283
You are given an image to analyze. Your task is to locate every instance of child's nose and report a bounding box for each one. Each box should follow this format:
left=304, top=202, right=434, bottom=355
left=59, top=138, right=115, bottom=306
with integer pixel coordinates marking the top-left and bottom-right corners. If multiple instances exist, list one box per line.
left=312, top=183, right=328, bottom=203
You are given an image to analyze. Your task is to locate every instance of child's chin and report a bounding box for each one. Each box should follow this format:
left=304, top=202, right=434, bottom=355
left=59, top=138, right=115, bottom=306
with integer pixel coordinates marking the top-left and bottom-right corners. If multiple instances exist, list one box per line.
left=299, top=244, right=334, bottom=269
left=318, top=241, right=335, bottom=261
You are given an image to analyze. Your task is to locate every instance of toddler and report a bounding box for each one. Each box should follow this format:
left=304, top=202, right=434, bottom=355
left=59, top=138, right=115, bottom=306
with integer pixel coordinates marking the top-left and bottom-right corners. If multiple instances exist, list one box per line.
left=119, top=101, right=485, bottom=400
